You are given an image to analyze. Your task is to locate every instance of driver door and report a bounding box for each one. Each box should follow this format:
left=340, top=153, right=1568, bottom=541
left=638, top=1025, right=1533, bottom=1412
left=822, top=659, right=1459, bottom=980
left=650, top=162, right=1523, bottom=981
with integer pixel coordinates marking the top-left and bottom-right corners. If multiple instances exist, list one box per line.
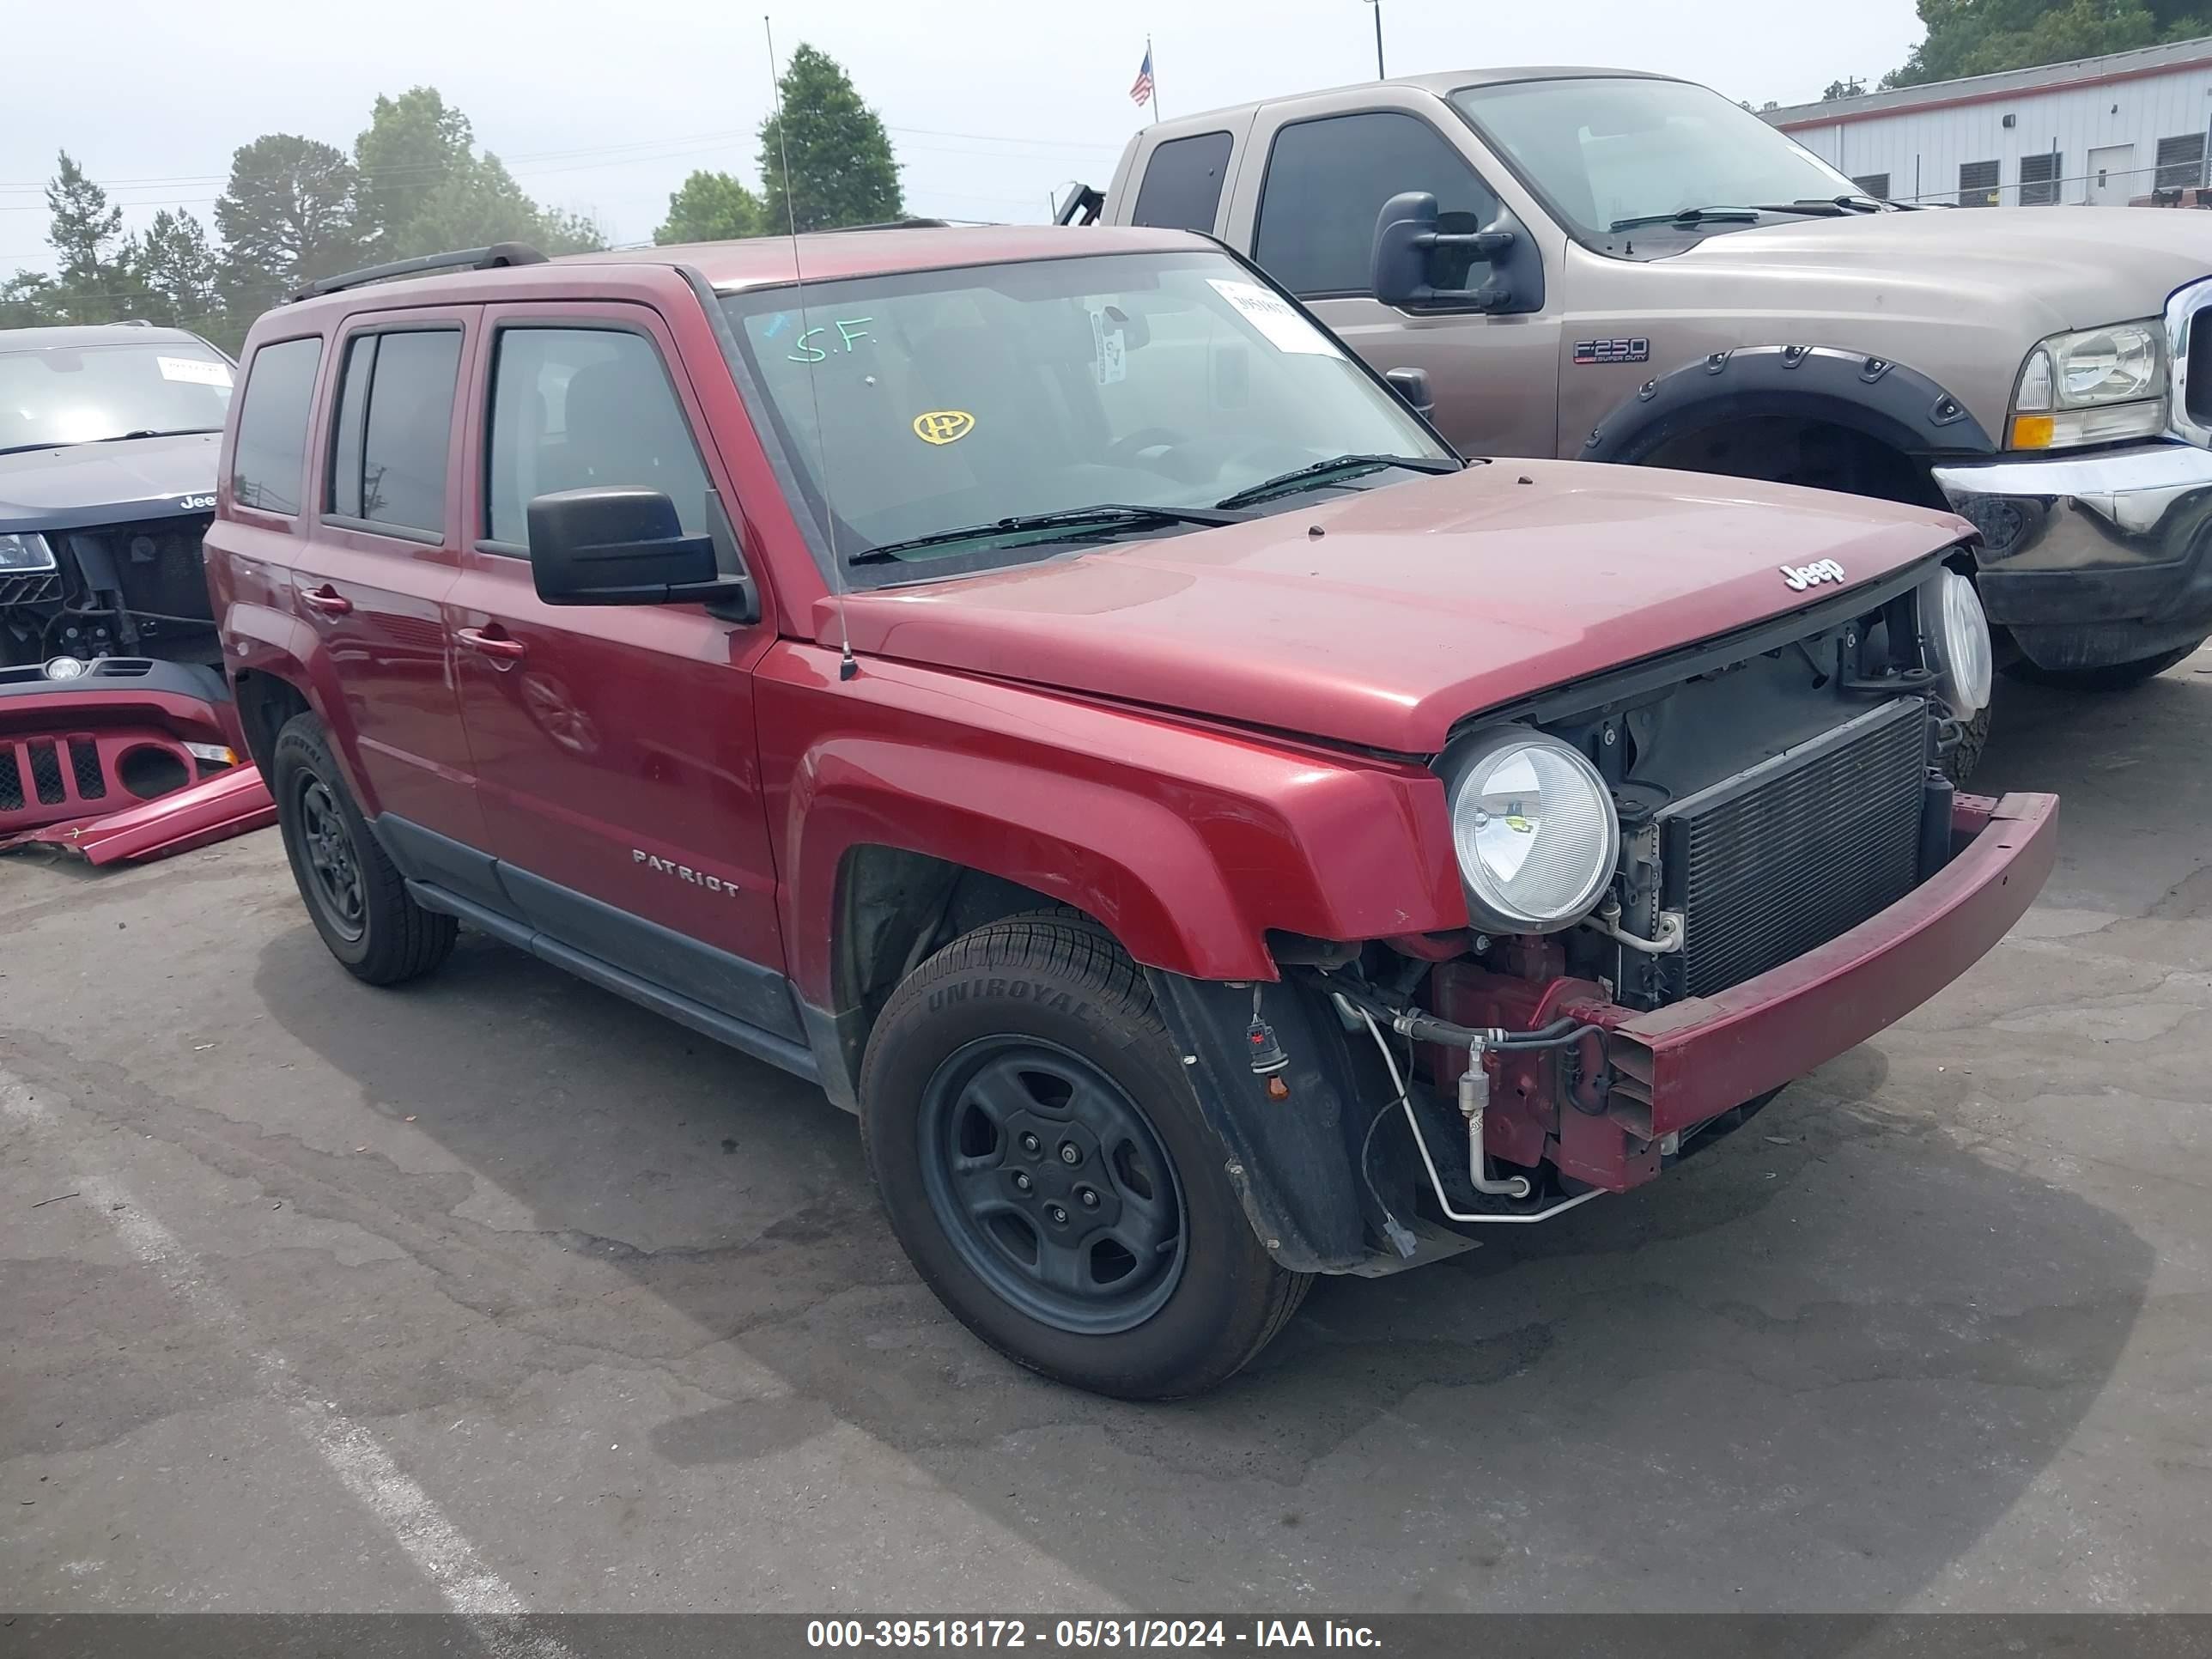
left=1228, top=93, right=1563, bottom=459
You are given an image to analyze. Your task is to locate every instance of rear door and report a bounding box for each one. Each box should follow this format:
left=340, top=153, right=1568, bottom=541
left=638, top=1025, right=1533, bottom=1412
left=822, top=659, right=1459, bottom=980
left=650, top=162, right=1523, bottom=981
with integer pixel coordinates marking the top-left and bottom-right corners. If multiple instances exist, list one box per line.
left=1229, top=94, right=1563, bottom=459
left=287, top=307, right=488, bottom=851
left=444, top=301, right=794, bottom=1042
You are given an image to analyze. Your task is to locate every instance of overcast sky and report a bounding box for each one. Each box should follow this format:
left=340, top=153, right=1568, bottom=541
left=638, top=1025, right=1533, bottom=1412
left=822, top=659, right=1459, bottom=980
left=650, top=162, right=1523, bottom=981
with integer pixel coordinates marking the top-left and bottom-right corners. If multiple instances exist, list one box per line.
left=3, top=0, right=1923, bottom=273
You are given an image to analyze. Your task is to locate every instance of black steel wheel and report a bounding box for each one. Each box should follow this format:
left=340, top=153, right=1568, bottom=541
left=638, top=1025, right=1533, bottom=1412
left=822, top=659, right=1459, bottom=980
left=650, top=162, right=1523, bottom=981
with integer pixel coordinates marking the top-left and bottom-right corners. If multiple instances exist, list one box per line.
left=860, top=911, right=1309, bottom=1400
left=270, top=711, right=456, bottom=985
left=918, top=1038, right=1187, bottom=1335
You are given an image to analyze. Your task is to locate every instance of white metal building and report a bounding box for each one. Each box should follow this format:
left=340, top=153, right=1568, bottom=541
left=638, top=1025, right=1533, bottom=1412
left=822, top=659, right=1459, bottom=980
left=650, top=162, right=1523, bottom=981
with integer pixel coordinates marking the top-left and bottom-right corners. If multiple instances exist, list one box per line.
left=1762, top=36, right=2212, bottom=207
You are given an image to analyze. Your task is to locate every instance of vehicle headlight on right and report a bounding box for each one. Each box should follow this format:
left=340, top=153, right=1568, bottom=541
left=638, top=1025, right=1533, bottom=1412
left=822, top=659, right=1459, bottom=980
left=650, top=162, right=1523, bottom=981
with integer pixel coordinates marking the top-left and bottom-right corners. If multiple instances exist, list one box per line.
left=1441, top=727, right=1620, bottom=934
left=1923, top=568, right=1994, bottom=720
left=0, top=532, right=57, bottom=572
left=2008, top=320, right=2166, bottom=449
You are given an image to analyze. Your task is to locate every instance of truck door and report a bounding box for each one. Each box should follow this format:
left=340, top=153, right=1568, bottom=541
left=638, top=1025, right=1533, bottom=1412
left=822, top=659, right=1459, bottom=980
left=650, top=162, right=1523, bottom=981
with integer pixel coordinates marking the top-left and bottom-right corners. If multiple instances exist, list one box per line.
left=1226, top=94, right=1562, bottom=459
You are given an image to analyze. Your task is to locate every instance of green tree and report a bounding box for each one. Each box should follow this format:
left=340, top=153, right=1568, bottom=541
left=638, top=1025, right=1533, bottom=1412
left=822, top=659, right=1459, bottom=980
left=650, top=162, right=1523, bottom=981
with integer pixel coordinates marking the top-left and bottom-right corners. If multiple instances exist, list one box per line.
left=1883, top=0, right=2211, bottom=88
left=353, top=87, right=476, bottom=254
left=214, top=134, right=361, bottom=319
left=757, top=44, right=902, bottom=233
left=393, top=153, right=605, bottom=258
left=0, top=271, right=63, bottom=329
left=43, top=151, right=132, bottom=322
left=654, top=169, right=765, bottom=244
left=133, top=210, right=221, bottom=331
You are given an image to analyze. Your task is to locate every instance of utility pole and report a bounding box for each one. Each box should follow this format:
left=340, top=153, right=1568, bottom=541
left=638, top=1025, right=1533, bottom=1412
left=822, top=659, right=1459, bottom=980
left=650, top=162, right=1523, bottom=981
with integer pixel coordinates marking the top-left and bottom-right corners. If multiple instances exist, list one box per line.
left=1364, top=0, right=1385, bottom=79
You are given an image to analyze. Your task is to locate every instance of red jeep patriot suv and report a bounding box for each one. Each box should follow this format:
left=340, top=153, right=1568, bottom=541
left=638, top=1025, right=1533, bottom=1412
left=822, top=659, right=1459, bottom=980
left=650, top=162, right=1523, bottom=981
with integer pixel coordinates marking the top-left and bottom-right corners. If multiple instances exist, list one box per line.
left=205, top=228, right=2057, bottom=1399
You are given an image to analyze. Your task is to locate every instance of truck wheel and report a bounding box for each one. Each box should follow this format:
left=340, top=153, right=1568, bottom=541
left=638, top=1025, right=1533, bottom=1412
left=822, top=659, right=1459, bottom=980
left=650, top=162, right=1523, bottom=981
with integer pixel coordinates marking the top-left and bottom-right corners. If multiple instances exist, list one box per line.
left=1942, top=703, right=1991, bottom=787
left=860, top=911, right=1310, bottom=1400
left=2002, top=641, right=2201, bottom=692
left=271, top=711, right=456, bottom=986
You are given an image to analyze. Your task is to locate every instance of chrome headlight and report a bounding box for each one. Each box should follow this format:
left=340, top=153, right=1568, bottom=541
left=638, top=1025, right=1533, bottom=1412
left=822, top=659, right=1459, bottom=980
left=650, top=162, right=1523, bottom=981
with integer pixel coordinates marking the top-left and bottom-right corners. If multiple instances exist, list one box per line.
left=1443, top=728, right=1619, bottom=933
left=2009, top=320, right=2165, bottom=449
left=0, top=531, right=57, bottom=572
left=1923, top=569, right=1993, bottom=720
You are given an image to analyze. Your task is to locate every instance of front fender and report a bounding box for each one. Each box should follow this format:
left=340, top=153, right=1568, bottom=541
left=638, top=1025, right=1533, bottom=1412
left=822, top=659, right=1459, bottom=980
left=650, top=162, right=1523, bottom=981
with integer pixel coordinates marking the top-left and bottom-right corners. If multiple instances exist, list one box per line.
left=1578, top=343, right=1997, bottom=466
left=755, top=643, right=1465, bottom=1008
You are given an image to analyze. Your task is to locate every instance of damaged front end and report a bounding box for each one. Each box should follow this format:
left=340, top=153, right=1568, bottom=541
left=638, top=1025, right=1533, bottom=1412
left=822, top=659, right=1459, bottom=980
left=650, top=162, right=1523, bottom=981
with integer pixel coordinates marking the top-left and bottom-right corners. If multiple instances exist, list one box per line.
left=1153, top=556, right=2057, bottom=1275
left=0, top=658, right=272, bottom=864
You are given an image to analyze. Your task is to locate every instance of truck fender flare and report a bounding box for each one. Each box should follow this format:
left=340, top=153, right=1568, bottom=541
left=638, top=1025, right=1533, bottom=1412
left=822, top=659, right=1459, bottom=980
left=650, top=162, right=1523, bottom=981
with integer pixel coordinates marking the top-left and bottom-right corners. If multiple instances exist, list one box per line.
left=219, top=599, right=371, bottom=809
left=1577, top=344, right=1996, bottom=467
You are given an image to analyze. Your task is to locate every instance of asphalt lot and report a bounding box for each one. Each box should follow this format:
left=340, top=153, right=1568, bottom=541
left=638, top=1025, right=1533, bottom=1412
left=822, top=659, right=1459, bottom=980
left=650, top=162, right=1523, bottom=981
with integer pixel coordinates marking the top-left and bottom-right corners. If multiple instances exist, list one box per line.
left=3, top=647, right=2209, bottom=1615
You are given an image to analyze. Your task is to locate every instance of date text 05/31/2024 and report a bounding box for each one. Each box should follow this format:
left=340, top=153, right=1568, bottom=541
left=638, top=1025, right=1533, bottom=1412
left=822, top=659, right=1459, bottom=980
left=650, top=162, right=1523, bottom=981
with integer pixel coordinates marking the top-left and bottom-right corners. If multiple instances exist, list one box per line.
left=806, top=1621, right=1382, bottom=1650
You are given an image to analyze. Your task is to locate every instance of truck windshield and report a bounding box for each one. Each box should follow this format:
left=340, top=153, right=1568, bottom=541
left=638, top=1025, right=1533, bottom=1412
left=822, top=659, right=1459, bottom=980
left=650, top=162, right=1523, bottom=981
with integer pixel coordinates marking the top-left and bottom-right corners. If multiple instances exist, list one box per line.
left=0, top=338, right=234, bottom=455
left=1449, top=76, right=1869, bottom=245
left=720, top=250, right=1453, bottom=583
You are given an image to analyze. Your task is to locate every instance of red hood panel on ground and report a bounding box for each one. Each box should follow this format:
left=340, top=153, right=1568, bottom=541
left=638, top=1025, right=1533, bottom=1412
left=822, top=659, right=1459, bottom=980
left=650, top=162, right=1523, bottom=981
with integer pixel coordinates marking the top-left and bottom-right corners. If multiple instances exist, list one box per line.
left=823, top=461, right=1964, bottom=751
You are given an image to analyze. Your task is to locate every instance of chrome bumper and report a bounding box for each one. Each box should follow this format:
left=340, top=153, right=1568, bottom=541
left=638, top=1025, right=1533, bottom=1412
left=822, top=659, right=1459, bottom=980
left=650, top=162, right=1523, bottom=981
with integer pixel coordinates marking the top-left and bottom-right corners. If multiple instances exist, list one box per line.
left=1932, top=440, right=2212, bottom=670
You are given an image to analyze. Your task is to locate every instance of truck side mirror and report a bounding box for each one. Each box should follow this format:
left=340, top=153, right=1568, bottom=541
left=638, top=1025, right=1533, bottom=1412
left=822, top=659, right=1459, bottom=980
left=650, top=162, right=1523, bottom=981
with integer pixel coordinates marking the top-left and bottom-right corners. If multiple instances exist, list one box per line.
left=1371, top=191, right=1530, bottom=314
left=527, top=486, right=758, bottom=622
left=1384, top=367, right=1435, bottom=419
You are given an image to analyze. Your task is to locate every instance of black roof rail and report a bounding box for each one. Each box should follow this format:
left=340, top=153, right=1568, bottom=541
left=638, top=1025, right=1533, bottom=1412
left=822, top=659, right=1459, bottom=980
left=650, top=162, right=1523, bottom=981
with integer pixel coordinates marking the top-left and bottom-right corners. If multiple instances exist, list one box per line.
left=289, top=242, right=547, bottom=302
left=817, top=216, right=952, bottom=234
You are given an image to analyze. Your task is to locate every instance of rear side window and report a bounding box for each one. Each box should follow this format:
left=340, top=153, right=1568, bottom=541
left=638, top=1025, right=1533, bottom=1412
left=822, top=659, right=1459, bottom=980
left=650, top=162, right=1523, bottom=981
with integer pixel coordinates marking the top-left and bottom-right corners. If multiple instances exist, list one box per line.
left=326, top=329, right=462, bottom=537
left=1255, top=112, right=1497, bottom=297
left=1131, top=131, right=1234, bottom=232
left=483, top=327, right=713, bottom=549
left=230, top=337, right=324, bottom=516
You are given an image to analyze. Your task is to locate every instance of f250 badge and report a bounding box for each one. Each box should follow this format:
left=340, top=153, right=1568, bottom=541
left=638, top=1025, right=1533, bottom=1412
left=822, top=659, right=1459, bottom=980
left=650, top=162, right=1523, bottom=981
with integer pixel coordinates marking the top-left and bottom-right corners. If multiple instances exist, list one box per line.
left=1781, top=558, right=1846, bottom=592
left=1573, top=337, right=1650, bottom=365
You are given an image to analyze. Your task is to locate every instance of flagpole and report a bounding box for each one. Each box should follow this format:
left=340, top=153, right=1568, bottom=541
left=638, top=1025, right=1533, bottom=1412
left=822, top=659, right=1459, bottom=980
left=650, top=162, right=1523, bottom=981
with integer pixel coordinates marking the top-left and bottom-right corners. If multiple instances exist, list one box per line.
left=1149, top=33, right=1162, bottom=122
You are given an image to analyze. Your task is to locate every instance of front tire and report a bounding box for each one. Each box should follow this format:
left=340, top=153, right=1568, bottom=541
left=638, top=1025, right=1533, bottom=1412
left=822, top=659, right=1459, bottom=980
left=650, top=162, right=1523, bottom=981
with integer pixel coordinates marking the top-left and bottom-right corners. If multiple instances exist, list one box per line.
left=860, top=912, right=1309, bottom=1400
left=2002, top=641, right=2201, bottom=692
left=271, top=711, right=456, bottom=986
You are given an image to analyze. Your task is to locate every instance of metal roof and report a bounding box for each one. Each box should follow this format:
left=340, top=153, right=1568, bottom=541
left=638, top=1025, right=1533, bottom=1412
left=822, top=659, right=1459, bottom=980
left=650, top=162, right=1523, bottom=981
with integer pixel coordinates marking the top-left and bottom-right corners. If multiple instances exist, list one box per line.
left=1137, top=67, right=1680, bottom=136
left=0, top=322, right=212, bottom=351
left=1765, top=33, right=2212, bottom=129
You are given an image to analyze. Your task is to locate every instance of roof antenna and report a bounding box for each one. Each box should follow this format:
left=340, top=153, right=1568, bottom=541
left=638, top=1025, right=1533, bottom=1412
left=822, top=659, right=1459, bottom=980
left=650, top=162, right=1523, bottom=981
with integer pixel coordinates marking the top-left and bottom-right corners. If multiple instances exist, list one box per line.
left=765, top=15, right=857, bottom=681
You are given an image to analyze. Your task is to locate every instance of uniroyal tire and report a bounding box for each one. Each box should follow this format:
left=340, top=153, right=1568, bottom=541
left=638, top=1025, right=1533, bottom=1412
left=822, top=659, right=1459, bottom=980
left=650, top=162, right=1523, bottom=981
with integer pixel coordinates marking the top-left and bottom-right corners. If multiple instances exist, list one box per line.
left=860, top=911, right=1309, bottom=1400
left=270, top=711, right=456, bottom=986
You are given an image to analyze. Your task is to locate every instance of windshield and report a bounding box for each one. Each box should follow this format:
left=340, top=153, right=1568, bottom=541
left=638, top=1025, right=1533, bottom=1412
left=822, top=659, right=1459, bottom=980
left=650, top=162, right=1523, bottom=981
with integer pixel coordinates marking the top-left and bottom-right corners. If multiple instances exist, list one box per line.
left=1450, top=77, right=1867, bottom=245
left=720, top=250, right=1452, bottom=584
left=0, top=338, right=234, bottom=453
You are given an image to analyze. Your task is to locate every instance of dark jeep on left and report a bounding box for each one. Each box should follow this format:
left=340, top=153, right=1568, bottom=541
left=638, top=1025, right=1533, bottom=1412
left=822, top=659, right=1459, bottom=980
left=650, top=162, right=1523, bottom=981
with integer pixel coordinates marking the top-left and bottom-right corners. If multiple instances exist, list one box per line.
left=1, top=322, right=251, bottom=837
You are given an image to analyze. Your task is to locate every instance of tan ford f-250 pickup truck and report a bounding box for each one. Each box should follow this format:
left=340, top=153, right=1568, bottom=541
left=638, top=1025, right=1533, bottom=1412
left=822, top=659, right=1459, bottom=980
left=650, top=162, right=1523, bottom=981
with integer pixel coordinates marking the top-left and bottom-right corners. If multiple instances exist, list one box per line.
left=1088, top=67, right=2212, bottom=767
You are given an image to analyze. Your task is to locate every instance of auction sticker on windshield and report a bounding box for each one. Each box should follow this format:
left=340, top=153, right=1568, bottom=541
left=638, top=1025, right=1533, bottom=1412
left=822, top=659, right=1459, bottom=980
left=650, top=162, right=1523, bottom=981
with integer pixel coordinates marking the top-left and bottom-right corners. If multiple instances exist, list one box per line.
left=156, top=356, right=233, bottom=387
left=1205, top=278, right=1336, bottom=356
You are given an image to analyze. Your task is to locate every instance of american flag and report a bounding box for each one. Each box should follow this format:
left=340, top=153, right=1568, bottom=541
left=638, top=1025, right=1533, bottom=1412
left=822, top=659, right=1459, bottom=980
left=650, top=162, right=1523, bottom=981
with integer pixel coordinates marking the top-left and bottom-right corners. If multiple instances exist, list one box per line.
left=1129, top=47, right=1154, bottom=107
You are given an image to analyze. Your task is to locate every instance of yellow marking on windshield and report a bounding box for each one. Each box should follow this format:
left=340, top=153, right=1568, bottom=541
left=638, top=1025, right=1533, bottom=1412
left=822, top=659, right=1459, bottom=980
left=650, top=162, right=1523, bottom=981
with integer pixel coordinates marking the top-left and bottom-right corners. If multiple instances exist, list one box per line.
left=913, top=410, right=975, bottom=446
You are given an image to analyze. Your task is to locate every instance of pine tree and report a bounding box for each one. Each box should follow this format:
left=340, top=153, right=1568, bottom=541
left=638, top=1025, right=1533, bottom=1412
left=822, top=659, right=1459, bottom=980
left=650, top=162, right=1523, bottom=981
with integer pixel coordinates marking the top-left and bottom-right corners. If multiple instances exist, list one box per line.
left=757, top=45, right=903, bottom=234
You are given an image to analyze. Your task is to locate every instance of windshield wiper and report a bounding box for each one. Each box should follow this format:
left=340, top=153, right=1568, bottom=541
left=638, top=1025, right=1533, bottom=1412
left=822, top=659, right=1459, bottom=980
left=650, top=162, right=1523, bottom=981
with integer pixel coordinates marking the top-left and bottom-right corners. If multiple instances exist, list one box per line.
left=1214, top=453, right=1462, bottom=510
left=89, top=428, right=222, bottom=443
left=1607, top=206, right=1762, bottom=232
left=848, top=501, right=1251, bottom=565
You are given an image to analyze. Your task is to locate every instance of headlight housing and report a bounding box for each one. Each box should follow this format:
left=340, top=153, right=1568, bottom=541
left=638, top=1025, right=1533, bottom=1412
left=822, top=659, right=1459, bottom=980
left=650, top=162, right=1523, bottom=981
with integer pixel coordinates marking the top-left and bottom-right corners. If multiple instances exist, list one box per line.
left=1442, top=727, right=1620, bottom=933
left=2008, top=321, right=2166, bottom=449
left=0, top=532, right=57, bottom=573
left=1923, top=568, right=1993, bottom=720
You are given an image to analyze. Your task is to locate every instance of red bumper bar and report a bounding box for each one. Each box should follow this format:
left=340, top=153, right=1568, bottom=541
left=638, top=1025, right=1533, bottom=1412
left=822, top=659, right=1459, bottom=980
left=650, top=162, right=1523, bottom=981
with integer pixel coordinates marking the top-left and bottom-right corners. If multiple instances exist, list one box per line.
left=1596, top=791, right=2058, bottom=1137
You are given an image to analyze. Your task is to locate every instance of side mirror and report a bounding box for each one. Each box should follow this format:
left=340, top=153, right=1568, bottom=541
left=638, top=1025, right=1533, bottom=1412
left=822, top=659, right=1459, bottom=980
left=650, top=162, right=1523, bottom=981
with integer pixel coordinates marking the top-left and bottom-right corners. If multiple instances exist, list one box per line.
left=1384, top=366, right=1436, bottom=419
left=1371, top=190, right=1528, bottom=313
left=526, top=486, right=757, bottom=621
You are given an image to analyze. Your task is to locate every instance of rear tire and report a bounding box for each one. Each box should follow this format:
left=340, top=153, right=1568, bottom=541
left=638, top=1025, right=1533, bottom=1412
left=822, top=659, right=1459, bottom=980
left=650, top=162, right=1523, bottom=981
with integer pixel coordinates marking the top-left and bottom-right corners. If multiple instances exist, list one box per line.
left=271, top=711, right=455, bottom=986
left=860, top=911, right=1308, bottom=1400
left=2002, top=641, right=2200, bottom=692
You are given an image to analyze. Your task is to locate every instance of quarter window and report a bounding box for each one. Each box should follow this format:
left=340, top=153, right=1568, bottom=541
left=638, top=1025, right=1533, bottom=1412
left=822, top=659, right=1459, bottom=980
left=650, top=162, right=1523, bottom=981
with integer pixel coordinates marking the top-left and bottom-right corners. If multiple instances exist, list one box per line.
left=230, top=337, right=323, bottom=516
left=1130, top=131, right=1235, bottom=233
left=1255, top=112, right=1497, bottom=297
left=326, top=329, right=461, bottom=537
left=484, top=327, right=713, bottom=550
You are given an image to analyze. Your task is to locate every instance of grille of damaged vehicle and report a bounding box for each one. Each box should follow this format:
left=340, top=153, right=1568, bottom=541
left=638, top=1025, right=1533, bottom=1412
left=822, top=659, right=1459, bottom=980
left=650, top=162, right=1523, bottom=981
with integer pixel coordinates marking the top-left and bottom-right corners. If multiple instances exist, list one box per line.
left=1662, top=699, right=1929, bottom=997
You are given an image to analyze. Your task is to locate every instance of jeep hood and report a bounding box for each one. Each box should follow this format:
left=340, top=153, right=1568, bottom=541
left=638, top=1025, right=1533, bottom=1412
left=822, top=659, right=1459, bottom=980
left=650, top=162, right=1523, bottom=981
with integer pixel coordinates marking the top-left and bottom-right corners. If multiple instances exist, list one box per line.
left=1672, top=206, right=2210, bottom=336
left=826, top=460, right=1960, bottom=753
left=0, top=430, right=221, bottom=534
